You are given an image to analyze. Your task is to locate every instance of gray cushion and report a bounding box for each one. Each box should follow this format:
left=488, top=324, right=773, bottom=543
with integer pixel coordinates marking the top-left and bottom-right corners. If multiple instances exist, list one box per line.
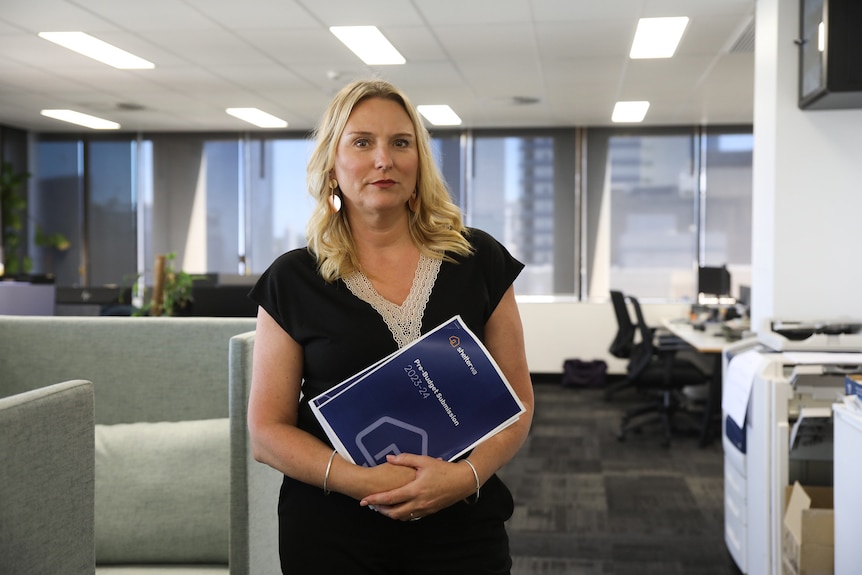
left=95, top=418, right=230, bottom=564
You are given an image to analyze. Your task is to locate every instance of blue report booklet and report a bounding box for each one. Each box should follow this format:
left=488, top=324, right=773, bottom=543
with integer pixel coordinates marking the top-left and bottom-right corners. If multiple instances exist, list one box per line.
left=310, top=315, right=525, bottom=467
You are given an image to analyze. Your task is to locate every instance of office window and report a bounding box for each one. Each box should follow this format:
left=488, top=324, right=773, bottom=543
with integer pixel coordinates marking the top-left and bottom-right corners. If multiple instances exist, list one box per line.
left=246, top=137, right=316, bottom=274
left=28, top=125, right=751, bottom=302
left=32, top=140, right=85, bottom=285
left=702, top=129, right=753, bottom=297
left=585, top=129, right=697, bottom=301
left=469, top=131, right=576, bottom=296
left=32, top=137, right=138, bottom=287
left=87, top=141, right=137, bottom=286
left=143, top=135, right=242, bottom=277
left=430, top=132, right=464, bottom=207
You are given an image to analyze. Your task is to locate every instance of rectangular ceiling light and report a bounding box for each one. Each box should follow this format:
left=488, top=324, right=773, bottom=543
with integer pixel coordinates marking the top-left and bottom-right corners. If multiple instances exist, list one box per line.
left=41, top=109, right=120, bottom=130
left=630, top=17, right=689, bottom=59
left=330, top=26, right=406, bottom=65
left=226, top=108, right=288, bottom=128
left=38, top=32, right=155, bottom=69
left=612, top=101, right=650, bottom=123
left=417, top=105, right=462, bottom=126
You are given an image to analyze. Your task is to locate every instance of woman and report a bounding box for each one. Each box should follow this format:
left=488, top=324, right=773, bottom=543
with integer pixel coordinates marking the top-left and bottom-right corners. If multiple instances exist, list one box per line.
left=247, top=78, right=534, bottom=574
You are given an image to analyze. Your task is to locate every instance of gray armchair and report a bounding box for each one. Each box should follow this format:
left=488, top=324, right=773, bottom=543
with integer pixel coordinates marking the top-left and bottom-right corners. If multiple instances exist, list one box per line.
left=0, top=315, right=266, bottom=574
left=229, top=330, right=282, bottom=575
left=0, top=379, right=96, bottom=575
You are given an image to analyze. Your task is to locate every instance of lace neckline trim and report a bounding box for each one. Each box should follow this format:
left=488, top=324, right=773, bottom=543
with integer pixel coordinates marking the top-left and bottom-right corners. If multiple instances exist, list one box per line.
left=343, top=253, right=441, bottom=349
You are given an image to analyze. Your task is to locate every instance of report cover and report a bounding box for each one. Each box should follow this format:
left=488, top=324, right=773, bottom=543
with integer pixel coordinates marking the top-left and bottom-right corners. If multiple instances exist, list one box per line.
left=310, top=315, right=525, bottom=467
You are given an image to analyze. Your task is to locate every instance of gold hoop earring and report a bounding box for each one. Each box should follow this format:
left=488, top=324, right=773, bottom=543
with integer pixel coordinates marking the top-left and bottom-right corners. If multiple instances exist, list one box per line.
left=328, top=179, right=342, bottom=214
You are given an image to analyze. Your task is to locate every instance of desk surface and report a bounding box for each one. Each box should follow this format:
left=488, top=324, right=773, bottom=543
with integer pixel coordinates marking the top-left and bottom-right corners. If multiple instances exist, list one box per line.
left=661, top=319, right=730, bottom=354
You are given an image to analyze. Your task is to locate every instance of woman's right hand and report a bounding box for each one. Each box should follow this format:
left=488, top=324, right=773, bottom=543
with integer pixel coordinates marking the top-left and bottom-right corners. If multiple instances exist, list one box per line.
left=332, top=455, right=416, bottom=501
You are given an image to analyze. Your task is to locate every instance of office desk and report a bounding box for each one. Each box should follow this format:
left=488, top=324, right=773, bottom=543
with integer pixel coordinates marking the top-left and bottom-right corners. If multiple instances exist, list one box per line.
left=661, top=319, right=732, bottom=446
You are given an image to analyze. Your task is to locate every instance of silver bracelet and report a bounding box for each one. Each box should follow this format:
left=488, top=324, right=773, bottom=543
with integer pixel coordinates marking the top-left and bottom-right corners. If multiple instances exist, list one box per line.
left=323, top=449, right=337, bottom=495
left=462, top=458, right=480, bottom=504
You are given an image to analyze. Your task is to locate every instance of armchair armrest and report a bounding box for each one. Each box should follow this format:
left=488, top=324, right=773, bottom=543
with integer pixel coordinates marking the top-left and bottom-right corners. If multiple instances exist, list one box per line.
left=229, top=330, right=282, bottom=575
left=0, top=379, right=95, bottom=575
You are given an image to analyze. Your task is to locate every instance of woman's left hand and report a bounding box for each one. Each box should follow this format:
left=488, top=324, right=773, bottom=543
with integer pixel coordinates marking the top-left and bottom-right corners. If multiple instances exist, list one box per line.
left=359, top=453, right=476, bottom=521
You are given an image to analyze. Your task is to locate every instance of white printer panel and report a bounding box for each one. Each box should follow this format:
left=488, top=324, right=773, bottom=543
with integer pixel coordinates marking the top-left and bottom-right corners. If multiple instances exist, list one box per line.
left=722, top=338, right=763, bottom=575
left=723, top=455, right=747, bottom=571
left=834, top=404, right=862, bottom=575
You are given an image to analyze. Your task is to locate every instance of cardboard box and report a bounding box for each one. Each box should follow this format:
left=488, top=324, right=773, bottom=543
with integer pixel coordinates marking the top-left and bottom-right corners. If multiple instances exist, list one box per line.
left=782, top=482, right=834, bottom=575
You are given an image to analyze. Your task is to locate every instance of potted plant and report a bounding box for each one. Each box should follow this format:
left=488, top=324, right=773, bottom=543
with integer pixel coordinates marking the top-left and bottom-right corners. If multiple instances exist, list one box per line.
left=1, top=161, right=70, bottom=278
left=0, top=161, right=30, bottom=277
left=34, top=224, right=71, bottom=276
left=133, top=252, right=198, bottom=316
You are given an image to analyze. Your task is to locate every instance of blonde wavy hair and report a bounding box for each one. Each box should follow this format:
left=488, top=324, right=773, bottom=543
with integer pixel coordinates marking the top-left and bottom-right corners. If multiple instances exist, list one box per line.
left=305, top=79, right=473, bottom=283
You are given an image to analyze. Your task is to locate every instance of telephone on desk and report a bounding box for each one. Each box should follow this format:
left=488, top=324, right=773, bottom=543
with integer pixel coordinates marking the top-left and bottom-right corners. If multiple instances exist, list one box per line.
left=687, top=302, right=749, bottom=339
left=720, top=317, right=750, bottom=341
left=686, top=317, right=749, bottom=340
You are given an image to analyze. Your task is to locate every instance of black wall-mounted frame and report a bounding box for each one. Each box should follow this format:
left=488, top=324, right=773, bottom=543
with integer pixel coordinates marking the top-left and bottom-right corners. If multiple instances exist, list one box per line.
left=798, top=0, right=862, bottom=110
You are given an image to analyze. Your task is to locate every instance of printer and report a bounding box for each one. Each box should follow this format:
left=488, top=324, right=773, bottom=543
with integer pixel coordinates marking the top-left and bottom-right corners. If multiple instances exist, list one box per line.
left=721, top=319, right=862, bottom=575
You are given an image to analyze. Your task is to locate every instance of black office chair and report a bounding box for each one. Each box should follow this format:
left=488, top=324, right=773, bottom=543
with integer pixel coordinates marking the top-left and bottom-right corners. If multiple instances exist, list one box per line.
left=604, top=290, right=679, bottom=401
left=604, top=290, right=638, bottom=400
left=608, top=290, right=636, bottom=359
left=616, top=295, right=710, bottom=447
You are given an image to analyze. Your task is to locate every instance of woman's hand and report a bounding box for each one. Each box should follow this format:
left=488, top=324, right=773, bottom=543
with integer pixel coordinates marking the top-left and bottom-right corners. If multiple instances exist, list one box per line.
left=359, top=453, right=478, bottom=521
left=336, top=456, right=416, bottom=500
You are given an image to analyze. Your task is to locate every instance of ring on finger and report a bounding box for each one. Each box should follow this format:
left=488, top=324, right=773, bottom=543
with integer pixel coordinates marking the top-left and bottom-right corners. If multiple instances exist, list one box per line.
left=409, top=511, right=421, bottom=521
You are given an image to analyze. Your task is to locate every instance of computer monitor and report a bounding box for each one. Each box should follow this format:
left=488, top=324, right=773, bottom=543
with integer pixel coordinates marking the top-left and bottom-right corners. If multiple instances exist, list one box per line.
left=737, top=284, right=751, bottom=307
left=698, top=265, right=731, bottom=297
left=737, top=284, right=751, bottom=318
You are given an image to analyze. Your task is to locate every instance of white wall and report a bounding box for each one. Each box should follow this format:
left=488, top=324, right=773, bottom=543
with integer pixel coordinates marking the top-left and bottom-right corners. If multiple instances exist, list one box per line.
left=752, top=0, right=862, bottom=328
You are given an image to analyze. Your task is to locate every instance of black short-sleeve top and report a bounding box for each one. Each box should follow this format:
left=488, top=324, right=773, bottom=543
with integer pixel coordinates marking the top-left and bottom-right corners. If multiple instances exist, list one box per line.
left=248, top=227, right=524, bottom=444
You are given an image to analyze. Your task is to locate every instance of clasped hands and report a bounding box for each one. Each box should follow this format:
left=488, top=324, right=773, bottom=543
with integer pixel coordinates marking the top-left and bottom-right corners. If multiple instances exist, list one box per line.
left=359, top=453, right=475, bottom=522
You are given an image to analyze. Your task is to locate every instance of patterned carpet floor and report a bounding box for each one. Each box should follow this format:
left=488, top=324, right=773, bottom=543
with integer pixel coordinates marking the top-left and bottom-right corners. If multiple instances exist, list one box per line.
left=499, top=382, right=743, bottom=575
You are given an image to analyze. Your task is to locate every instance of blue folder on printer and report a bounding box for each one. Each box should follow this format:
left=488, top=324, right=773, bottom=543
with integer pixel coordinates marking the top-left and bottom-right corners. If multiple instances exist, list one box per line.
left=725, top=413, right=746, bottom=454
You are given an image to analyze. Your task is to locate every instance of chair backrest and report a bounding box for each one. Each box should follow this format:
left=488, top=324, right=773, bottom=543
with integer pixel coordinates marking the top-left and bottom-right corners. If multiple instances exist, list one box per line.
left=608, top=290, right=636, bottom=359
left=626, top=295, right=657, bottom=377
left=0, top=315, right=256, bottom=423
